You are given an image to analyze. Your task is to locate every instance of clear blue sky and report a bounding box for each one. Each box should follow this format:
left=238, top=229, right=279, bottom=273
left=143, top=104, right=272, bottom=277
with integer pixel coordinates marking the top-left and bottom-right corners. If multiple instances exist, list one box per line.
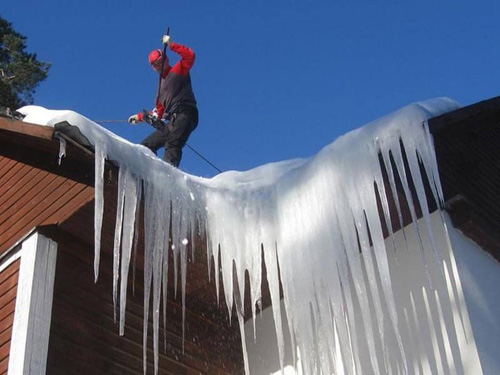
left=3, top=1, right=500, bottom=177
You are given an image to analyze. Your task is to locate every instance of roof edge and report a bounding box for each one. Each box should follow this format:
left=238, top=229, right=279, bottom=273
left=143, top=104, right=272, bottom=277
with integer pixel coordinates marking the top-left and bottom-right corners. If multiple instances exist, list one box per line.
left=0, top=117, right=54, bottom=141
left=429, top=95, right=500, bottom=134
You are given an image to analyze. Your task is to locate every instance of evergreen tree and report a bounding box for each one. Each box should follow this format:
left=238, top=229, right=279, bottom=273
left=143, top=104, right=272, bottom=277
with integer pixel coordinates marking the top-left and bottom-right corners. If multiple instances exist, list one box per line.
left=0, top=15, right=50, bottom=109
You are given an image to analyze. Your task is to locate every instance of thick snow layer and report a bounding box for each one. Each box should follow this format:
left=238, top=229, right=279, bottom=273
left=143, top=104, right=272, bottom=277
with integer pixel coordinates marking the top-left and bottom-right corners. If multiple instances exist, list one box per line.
left=19, top=98, right=465, bottom=375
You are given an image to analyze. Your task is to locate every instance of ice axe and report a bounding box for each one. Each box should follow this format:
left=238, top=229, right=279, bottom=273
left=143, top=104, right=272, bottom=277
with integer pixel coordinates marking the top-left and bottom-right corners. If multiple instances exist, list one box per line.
left=143, top=27, right=170, bottom=133
left=155, top=27, right=170, bottom=105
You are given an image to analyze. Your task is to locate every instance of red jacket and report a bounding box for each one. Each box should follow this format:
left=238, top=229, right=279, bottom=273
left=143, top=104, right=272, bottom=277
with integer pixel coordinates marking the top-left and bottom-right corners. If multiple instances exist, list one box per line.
left=138, top=42, right=197, bottom=121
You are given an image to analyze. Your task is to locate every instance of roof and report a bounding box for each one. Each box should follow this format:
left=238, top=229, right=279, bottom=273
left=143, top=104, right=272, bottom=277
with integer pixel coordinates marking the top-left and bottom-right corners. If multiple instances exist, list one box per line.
left=429, top=95, right=500, bottom=261
left=1, top=96, right=500, bottom=284
left=1, top=95, right=500, bottom=374
left=0, top=116, right=244, bottom=374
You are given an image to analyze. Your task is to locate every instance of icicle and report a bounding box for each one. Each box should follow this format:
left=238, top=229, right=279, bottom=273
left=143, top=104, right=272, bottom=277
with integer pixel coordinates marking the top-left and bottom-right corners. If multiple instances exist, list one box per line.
left=171, top=202, right=181, bottom=299
left=152, top=217, right=163, bottom=375
left=235, top=285, right=250, bottom=375
left=20, top=99, right=467, bottom=375
left=132, top=181, right=142, bottom=296
left=375, top=152, right=399, bottom=257
left=433, top=289, right=456, bottom=374
left=93, top=147, right=106, bottom=282
left=392, top=141, right=433, bottom=284
left=142, top=181, right=157, bottom=375
left=161, top=200, right=171, bottom=352
left=113, top=167, right=127, bottom=323
left=407, top=146, right=442, bottom=269
left=341, top=215, right=381, bottom=375
left=403, top=307, right=421, bottom=375
left=368, top=156, right=409, bottom=374
left=262, top=242, right=286, bottom=373
left=422, top=287, right=446, bottom=375
left=180, top=210, right=189, bottom=352
left=56, top=134, right=66, bottom=165
left=335, top=219, right=363, bottom=375
left=410, top=291, right=432, bottom=374
left=382, top=149, right=410, bottom=250
left=214, top=244, right=221, bottom=304
left=119, top=169, right=140, bottom=335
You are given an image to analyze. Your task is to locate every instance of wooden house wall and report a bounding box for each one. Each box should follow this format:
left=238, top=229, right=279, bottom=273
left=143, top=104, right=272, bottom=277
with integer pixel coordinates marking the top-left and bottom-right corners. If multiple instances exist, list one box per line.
left=45, top=229, right=244, bottom=375
left=0, top=258, right=20, bottom=373
left=0, top=155, right=94, bottom=255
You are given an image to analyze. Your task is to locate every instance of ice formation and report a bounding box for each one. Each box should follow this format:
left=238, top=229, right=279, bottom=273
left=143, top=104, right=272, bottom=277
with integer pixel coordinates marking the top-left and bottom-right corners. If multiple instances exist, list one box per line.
left=19, top=98, right=463, bottom=375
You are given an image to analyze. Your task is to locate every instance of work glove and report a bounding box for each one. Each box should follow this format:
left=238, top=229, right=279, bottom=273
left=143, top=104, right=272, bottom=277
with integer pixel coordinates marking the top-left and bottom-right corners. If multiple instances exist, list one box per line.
left=128, top=114, right=141, bottom=124
left=151, top=108, right=159, bottom=121
left=162, top=35, right=171, bottom=46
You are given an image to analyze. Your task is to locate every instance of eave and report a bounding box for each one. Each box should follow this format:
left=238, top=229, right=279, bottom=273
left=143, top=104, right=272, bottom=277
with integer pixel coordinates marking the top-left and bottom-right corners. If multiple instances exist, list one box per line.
left=429, top=95, right=500, bottom=261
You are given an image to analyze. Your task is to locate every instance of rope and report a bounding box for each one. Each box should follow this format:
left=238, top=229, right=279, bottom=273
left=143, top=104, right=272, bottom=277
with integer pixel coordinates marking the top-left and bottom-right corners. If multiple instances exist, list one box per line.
left=96, top=120, right=223, bottom=173
left=184, top=143, right=222, bottom=173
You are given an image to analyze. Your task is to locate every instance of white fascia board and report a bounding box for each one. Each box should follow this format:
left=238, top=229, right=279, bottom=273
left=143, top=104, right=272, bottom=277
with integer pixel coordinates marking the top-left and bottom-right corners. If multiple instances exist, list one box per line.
left=7, top=231, right=58, bottom=375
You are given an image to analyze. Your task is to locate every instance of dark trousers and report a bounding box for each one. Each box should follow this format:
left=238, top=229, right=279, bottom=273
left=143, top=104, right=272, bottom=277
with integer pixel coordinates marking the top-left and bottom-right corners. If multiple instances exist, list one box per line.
left=141, top=106, right=198, bottom=167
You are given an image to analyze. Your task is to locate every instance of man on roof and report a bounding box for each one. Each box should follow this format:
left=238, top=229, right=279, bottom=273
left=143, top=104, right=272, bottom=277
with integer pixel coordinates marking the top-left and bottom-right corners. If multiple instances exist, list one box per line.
left=128, top=35, right=198, bottom=168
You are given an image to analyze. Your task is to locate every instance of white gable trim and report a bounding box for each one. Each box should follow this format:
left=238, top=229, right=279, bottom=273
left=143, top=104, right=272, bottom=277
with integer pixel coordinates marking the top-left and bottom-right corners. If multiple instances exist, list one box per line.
left=0, top=246, right=22, bottom=273
left=7, top=231, right=58, bottom=375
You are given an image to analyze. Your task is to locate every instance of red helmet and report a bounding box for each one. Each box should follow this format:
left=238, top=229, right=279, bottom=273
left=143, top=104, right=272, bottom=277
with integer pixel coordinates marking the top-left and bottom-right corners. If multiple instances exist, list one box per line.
left=148, top=49, right=163, bottom=65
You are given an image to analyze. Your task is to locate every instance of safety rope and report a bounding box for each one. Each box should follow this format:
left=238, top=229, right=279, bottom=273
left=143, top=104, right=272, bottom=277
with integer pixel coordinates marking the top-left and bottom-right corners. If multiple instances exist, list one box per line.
left=184, top=143, right=222, bottom=173
left=95, top=120, right=223, bottom=173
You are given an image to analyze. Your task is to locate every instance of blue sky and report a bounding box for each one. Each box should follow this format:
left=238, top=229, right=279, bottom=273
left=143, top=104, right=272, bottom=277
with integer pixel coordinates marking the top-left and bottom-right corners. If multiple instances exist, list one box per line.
left=3, top=1, right=500, bottom=177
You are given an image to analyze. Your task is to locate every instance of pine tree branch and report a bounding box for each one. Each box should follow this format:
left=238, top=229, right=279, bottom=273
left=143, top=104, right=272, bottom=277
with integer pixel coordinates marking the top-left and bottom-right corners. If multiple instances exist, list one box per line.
left=0, top=69, right=15, bottom=81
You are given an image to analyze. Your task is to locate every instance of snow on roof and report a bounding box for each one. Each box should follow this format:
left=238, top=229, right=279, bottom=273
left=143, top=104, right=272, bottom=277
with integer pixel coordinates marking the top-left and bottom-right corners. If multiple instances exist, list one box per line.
left=19, top=98, right=462, bottom=375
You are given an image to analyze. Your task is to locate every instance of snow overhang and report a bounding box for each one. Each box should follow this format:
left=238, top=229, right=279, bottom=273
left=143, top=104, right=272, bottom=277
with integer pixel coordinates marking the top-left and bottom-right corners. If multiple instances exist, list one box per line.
left=2, top=95, right=499, bottom=299
left=0, top=115, right=238, bottom=344
left=2, top=95, right=500, bottom=375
